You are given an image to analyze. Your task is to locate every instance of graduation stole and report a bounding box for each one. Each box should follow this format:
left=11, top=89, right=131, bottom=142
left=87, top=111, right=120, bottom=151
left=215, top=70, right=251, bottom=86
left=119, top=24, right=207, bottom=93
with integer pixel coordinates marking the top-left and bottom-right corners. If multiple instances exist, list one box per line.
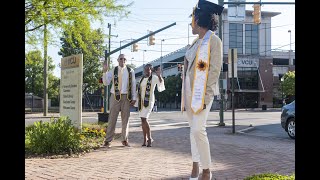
left=191, top=30, right=213, bottom=114
left=113, top=66, right=132, bottom=102
left=138, top=75, right=153, bottom=111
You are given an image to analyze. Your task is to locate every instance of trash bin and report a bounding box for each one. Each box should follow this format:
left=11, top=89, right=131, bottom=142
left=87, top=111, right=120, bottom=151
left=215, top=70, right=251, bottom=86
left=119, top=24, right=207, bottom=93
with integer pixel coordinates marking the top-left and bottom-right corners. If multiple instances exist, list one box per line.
left=262, top=105, right=267, bottom=110
left=98, top=113, right=109, bottom=122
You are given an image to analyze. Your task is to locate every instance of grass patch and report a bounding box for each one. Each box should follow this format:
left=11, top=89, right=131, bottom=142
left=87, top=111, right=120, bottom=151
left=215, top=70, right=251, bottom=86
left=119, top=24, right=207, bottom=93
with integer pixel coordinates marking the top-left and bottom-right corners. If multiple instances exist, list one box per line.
left=244, top=173, right=295, bottom=180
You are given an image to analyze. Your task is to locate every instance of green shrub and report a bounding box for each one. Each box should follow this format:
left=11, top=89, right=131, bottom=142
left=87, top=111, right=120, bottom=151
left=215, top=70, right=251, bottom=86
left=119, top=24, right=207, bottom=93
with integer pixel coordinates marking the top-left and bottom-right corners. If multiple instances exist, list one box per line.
left=244, top=173, right=295, bottom=180
left=25, top=116, right=82, bottom=154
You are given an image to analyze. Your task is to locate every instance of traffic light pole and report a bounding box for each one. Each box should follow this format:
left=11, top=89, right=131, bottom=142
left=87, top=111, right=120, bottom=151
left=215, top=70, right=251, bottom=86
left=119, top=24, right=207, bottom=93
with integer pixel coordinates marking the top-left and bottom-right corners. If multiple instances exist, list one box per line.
left=105, top=23, right=176, bottom=57
left=231, top=49, right=235, bottom=134
left=218, top=0, right=225, bottom=126
left=102, top=23, right=176, bottom=116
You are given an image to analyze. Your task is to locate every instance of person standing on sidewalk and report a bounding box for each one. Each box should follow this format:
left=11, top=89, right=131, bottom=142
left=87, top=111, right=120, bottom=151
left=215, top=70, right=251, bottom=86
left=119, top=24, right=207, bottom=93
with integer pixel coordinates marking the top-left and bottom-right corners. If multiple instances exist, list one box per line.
left=181, top=0, right=223, bottom=179
left=137, top=64, right=165, bottom=147
left=153, top=100, right=158, bottom=112
left=102, top=54, right=137, bottom=147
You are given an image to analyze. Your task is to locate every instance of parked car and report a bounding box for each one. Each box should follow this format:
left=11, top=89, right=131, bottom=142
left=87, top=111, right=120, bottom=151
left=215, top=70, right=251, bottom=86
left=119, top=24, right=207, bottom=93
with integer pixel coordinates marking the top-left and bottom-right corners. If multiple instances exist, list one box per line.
left=281, top=100, right=295, bottom=139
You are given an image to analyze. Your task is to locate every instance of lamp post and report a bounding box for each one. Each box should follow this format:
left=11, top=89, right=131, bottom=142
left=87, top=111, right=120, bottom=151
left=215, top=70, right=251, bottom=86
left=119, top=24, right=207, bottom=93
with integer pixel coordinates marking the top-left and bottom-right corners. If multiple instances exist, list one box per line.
left=288, top=30, right=292, bottom=65
left=281, top=76, right=285, bottom=106
left=143, top=50, right=146, bottom=67
left=119, top=39, right=132, bottom=54
left=160, top=39, right=165, bottom=74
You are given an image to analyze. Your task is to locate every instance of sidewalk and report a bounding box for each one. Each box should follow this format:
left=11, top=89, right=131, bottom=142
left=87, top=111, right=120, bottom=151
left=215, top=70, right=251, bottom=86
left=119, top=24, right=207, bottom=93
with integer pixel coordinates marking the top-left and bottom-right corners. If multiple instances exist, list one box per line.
left=25, top=113, right=294, bottom=180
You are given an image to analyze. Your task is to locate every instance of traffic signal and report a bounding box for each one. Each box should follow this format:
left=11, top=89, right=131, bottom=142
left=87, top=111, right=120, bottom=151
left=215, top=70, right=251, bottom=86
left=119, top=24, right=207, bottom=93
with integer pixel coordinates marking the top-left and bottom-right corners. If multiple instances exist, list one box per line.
left=252, top=4, right=261, bottom=24
left=99, top=77, right=103, bottom=83
left=149, top=32, right=155, bottom=45
left=132, top=43, right=138, bottom=52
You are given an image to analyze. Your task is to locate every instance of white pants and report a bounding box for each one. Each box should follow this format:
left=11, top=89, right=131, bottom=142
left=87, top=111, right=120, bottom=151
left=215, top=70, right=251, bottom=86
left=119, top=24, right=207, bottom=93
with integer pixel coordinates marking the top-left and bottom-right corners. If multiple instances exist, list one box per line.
left=184, top=75, right=213, bottom=169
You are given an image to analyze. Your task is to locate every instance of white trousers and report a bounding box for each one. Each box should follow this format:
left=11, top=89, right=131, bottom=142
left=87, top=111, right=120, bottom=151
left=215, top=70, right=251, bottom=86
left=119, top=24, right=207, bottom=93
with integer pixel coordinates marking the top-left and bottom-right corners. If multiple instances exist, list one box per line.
left=184, top=75, right=213, bottom=169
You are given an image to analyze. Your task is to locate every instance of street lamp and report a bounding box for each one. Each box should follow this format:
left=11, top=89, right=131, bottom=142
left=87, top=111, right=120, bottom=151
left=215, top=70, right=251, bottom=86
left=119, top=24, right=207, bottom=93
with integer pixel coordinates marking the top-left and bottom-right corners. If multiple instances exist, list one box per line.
left=160, top=39, right=165, bottom=74
left=120, top=39, right=132, bottom=54
left=143, top=50, right=146, bottom=67
left=280, top=76, right=285, bottom=106
left=288, top=30, right=291, bottom=65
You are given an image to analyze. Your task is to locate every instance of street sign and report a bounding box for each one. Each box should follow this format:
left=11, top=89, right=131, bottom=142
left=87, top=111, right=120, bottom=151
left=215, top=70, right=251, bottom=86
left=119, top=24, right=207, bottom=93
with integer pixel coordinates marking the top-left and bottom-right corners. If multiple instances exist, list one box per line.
left=60, top=54, right=83, bottom=130
left=228, top=0, right=246, bottom=22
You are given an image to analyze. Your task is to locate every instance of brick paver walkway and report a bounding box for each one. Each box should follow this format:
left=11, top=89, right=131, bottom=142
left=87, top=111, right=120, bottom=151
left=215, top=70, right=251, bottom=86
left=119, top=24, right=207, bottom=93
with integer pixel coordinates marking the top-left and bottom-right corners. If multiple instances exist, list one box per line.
left=25, top=120, right=294, bottom=180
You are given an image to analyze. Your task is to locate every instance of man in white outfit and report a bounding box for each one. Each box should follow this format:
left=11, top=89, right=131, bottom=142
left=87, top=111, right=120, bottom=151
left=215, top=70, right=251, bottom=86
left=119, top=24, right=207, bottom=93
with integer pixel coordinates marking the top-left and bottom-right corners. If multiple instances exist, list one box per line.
left=102, top=54, right=137, bottom=147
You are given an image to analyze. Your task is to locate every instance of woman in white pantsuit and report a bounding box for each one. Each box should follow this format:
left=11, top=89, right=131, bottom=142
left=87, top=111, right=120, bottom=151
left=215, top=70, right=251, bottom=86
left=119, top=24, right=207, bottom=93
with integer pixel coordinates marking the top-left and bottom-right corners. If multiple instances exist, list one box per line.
left=182, top=0, right=223, bottom=179
left=137, top=64, right=165, bottom=147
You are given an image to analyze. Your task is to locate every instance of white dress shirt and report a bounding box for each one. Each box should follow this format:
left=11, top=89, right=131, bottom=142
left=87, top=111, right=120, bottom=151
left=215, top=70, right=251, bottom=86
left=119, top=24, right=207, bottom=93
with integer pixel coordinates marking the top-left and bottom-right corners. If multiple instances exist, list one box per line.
left=102, top=65, right=137, bottom=100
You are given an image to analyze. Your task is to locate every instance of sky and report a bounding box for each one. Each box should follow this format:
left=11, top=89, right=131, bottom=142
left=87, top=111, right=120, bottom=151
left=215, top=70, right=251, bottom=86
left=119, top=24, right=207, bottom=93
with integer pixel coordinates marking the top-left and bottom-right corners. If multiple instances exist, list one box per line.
left=30, top=0, right=295, bottom=78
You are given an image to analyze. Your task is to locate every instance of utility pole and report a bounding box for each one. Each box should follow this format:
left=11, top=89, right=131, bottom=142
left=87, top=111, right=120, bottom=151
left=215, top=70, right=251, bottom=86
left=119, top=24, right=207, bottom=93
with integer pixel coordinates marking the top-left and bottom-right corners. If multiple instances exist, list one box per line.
left=43, top=22, right=48, bottom=116
left=103, top=23, right=112, bottom=114
left=143, top=50, right=146, bottom=67
left=218, top=0, right=225, bottom=126
left=288, top=30, right=292, bottom=65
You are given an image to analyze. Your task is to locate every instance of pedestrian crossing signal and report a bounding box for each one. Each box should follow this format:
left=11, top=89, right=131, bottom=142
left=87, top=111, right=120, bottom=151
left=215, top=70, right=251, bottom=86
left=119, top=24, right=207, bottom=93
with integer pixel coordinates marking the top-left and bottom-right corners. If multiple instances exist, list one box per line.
left=177, top=64, right=183, bottom=72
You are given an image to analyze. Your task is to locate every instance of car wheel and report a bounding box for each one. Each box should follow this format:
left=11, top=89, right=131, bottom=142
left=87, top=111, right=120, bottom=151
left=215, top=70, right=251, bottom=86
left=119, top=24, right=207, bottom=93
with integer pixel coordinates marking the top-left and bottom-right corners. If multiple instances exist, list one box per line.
left=286, top=118, right=295, bottom=139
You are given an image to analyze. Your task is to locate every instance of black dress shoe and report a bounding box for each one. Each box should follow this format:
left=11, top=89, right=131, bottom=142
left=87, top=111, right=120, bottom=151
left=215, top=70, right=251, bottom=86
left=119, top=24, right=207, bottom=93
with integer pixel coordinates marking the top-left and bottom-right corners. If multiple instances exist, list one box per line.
left=104, top=141, right=112, bottom=148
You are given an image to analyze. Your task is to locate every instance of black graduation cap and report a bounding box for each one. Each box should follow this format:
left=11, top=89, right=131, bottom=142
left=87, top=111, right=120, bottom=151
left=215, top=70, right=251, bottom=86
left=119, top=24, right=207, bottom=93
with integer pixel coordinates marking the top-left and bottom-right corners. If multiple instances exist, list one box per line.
left=195, top=0, right=224, bottom=16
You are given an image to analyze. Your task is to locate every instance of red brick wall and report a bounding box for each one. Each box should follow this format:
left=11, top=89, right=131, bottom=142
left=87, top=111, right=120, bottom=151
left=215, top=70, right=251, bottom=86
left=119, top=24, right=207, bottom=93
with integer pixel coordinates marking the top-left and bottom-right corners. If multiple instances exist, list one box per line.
left=259, top=58, right=274, bottom=108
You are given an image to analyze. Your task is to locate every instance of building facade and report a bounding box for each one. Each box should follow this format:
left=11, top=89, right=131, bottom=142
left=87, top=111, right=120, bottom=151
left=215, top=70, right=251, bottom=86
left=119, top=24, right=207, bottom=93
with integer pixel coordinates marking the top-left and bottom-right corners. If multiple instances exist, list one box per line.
left=134, top=9, right=295, bottom=109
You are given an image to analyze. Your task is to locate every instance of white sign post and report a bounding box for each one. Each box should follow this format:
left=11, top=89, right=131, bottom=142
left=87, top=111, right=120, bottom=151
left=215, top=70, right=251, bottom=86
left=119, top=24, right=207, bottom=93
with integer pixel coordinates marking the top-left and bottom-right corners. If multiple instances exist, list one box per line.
left=60, top=54, right=83, bottom=130
left=228, top=48, right=238, bottom=78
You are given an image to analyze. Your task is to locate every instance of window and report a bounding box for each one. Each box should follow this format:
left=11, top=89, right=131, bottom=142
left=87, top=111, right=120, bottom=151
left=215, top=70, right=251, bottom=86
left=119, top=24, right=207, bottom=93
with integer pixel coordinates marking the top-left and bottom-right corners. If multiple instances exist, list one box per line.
left=229, top=23, right=243, bottom=54
left=245, top=24, right=259, bottom=55
left=234, top=67, right=259, bottom=89
left=293, top=59, right=295, bottom=65
left=273, top=58, right=289, bottom=65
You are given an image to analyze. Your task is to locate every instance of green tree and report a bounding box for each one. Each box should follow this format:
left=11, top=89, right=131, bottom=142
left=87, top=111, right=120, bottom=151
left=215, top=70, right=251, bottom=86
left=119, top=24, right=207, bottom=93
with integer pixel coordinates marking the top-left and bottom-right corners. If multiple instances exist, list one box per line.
left=26, top=0, right=132, bottom=114
left=25, top=0, right=132, bottom=45
left=58, top=19, right=105, bottom=93
left=280, top=71, right=295, bottom=98
left=25, top=50, right=59, bottom=105
left=155, top=75, right=182, bottom=108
